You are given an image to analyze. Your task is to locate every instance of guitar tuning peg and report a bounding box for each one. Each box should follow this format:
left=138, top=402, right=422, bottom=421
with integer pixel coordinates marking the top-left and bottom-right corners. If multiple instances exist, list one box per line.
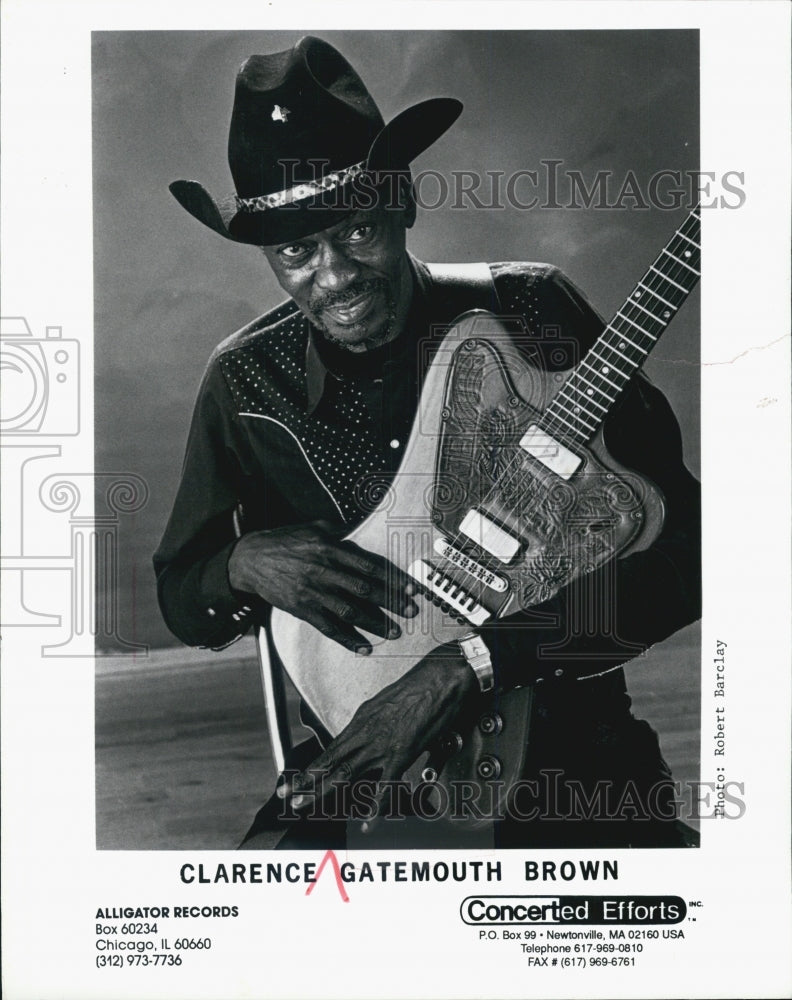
left=478, top=713, right=503, bottom=736
left=477, top=755, right=502, bottom=780
left=439, top=732, right=464, bottom=755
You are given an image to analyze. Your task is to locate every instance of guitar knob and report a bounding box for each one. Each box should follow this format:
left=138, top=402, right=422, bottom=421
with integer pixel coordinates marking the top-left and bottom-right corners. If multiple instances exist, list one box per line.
left=440, top=732, right=464, bottom=755
left=477, top=755, right=502, bottom=780
left=479, top=713, right=503, bottom=736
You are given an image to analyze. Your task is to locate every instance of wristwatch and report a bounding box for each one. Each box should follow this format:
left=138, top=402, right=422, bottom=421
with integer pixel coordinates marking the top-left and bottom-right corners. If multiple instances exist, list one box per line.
left=457, top=632, right=494, bottom=692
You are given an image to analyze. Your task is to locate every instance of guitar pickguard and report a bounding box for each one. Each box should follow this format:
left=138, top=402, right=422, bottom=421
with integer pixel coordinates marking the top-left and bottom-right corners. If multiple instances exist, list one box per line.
left=432, top=337, right=656, bottom=613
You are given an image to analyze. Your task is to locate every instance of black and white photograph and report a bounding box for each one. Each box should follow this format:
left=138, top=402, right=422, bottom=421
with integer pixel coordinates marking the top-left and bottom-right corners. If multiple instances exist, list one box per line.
left=1, top=4, right=790, bottom=1000
left=94, top=28, right=703, bottom=853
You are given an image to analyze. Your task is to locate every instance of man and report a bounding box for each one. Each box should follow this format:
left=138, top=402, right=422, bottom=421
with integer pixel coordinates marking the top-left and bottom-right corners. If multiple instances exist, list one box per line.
left=155, top=36, right=700, bottom=849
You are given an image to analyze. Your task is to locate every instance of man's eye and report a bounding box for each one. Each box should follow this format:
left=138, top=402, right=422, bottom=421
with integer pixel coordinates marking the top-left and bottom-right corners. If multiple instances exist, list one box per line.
left=345, top=225, right=373, bottom=242
left=279, top=244, right=308, bottom=260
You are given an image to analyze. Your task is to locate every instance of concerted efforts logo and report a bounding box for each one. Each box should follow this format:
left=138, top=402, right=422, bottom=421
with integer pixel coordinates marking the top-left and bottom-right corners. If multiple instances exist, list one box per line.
left=460, top=896, right=686, bottom=925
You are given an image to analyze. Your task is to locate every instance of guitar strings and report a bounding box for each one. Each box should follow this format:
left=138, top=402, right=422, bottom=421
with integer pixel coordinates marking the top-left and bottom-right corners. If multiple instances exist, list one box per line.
left=475, top=209, right=701, bottom=543
left=434, top=209, right=701, bottom=616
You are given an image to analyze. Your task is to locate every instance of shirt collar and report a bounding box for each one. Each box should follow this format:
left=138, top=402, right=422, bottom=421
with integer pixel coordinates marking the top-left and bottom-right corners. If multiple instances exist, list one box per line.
left=304, top=254, right=430, bottom=414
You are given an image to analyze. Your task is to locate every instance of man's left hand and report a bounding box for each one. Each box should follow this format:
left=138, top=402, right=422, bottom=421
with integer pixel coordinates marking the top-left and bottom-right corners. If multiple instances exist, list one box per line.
left=277, top=643, right=478, bottom=821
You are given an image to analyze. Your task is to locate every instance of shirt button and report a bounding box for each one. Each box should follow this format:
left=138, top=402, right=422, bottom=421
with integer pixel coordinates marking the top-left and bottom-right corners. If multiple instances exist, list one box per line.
left=389, top=439, right=400, bottom=449
left=207, top=608, right=216, bottom=617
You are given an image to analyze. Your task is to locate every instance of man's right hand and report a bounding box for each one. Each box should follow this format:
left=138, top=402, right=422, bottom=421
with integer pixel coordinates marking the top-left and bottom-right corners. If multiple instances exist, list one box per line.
left=227, top=520, right=419, bottom=654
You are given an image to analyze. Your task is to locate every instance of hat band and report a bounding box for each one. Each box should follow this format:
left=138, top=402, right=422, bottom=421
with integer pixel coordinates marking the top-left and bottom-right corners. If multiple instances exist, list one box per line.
left=235, top=160, right=366, bottom=213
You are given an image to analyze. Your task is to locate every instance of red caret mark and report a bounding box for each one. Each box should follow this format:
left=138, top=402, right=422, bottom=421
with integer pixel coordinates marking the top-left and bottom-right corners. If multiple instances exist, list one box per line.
left=305, top=850, right=350, bottom=902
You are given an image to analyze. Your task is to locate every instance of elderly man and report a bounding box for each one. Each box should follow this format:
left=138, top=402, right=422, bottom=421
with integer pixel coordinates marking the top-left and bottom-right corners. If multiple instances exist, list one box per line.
left=154, top=36, right=700, bottom=849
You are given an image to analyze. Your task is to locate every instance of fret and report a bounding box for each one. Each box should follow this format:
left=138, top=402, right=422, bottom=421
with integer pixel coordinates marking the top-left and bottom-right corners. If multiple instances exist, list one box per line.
left=588, top=346, right=631, bottom=373
left=675, top=230, right=699, bottom=249
left=595, top=342, right=639, bottom=367
left=615, top=311, right=658, bottom=340
left=637, top=281, right=676, bottom=311
left=649, top=265, right=687, bottom=294
left=550, top=396, right=598, bottom=432
left=544, top=408, right=586, bottom=438
left=559, top=389, right=608, bottom=418
left=552, top=391, right=599, bottom=424
left=592, top=340, right=632, bottom=376
left=581, top=362, right=623, bottom=392
left=565, top=368, right=613, bottom=403
left=661, top=247, right=700, bottom=276
left=626, top=297, right=666, bottom=324
left=540, top=207, right=700, bottom=449
left=608, top=326, right=649, bottom=354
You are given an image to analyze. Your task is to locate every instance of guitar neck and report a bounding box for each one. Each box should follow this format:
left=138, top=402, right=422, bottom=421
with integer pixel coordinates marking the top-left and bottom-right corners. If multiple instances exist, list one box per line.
left=541, top=207, right=701, bottom=447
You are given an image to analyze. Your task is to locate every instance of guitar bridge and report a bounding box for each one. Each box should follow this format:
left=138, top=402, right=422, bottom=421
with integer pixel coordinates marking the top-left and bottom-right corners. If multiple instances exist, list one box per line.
left=433, top=536, right=508, bottom=593
left=407, top=559, right=491, bottom=626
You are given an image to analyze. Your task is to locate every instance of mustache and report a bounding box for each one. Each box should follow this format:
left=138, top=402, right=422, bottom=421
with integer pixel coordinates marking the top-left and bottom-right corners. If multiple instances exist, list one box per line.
left=311, top=278, right=388, bottom=313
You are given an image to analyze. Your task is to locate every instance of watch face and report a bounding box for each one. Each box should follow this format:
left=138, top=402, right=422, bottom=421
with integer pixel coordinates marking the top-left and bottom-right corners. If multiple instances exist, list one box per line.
left=460, top=635, right=486, bottom=657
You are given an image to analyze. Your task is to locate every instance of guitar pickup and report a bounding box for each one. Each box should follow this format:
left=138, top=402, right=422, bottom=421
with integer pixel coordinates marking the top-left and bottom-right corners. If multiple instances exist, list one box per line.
left=519, top=424, right=582, bottom=480
left=458, top=509, right=521, bottom=564
left=407, top=560, right=491, bottom=626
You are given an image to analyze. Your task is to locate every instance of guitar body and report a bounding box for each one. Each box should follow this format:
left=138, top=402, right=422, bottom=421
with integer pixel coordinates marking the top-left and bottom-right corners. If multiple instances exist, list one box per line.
left=269, top=311, right=666, bottom=811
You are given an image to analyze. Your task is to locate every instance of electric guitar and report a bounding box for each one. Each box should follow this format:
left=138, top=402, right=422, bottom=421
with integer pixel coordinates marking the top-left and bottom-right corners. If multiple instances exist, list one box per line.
left=268, top=207, right=701, bottom=816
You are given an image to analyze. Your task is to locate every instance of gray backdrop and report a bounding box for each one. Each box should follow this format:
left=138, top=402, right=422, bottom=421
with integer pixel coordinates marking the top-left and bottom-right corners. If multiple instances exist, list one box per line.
left=92, top=29, right=699, bottom=651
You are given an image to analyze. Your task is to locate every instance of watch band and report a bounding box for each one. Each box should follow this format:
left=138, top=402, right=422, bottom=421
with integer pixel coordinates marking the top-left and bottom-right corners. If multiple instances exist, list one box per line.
left=457, top=632, right=494, bottom=692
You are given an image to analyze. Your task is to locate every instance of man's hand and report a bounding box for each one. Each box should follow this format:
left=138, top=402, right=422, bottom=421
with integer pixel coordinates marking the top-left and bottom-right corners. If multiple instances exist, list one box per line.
left=227, top=520, right=419, bottom=653
left=277, top=644, right=479, bottom=823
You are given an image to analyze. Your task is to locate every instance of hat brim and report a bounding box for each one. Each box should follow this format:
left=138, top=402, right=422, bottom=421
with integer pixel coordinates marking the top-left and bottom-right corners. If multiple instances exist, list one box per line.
left=170, top=97, right=462, bottom=246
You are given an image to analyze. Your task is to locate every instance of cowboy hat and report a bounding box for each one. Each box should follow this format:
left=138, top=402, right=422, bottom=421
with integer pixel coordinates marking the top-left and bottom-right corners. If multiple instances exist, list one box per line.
left=169, top=36, right=462, bottom=246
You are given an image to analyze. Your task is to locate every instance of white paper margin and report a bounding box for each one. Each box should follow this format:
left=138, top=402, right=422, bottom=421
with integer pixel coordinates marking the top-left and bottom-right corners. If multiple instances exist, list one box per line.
left=1, top=2, right=790, bottom=999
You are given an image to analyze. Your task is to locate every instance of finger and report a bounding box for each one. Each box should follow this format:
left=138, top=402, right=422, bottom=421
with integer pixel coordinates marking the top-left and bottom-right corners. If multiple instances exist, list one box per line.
left=324, top=596, right=404, bottom=642
left=278, top=761, right=332, bottom=808
left=313, top=565, right=418, bottom=624
left=333, top=544, right=418, bottom=615
left=359, top=766, right=402, bottom=835
left=289, top=754, right=362, bottom=810
left=341, top=573, right=420, bottom=620
left=305, top=609, right=374, bottom=654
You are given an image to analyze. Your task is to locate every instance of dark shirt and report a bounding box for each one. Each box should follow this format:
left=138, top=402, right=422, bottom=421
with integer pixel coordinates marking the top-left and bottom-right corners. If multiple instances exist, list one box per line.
left=153, top=256, right=700, bottom=712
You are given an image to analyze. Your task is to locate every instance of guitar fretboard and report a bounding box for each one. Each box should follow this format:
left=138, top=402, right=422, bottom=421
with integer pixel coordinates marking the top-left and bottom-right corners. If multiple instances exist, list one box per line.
left=540, top=207, right=700, bottom=446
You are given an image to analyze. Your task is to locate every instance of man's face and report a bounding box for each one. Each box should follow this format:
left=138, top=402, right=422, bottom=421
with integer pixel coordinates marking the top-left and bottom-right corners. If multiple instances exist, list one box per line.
left=261, top=206, right=414, bottom=352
